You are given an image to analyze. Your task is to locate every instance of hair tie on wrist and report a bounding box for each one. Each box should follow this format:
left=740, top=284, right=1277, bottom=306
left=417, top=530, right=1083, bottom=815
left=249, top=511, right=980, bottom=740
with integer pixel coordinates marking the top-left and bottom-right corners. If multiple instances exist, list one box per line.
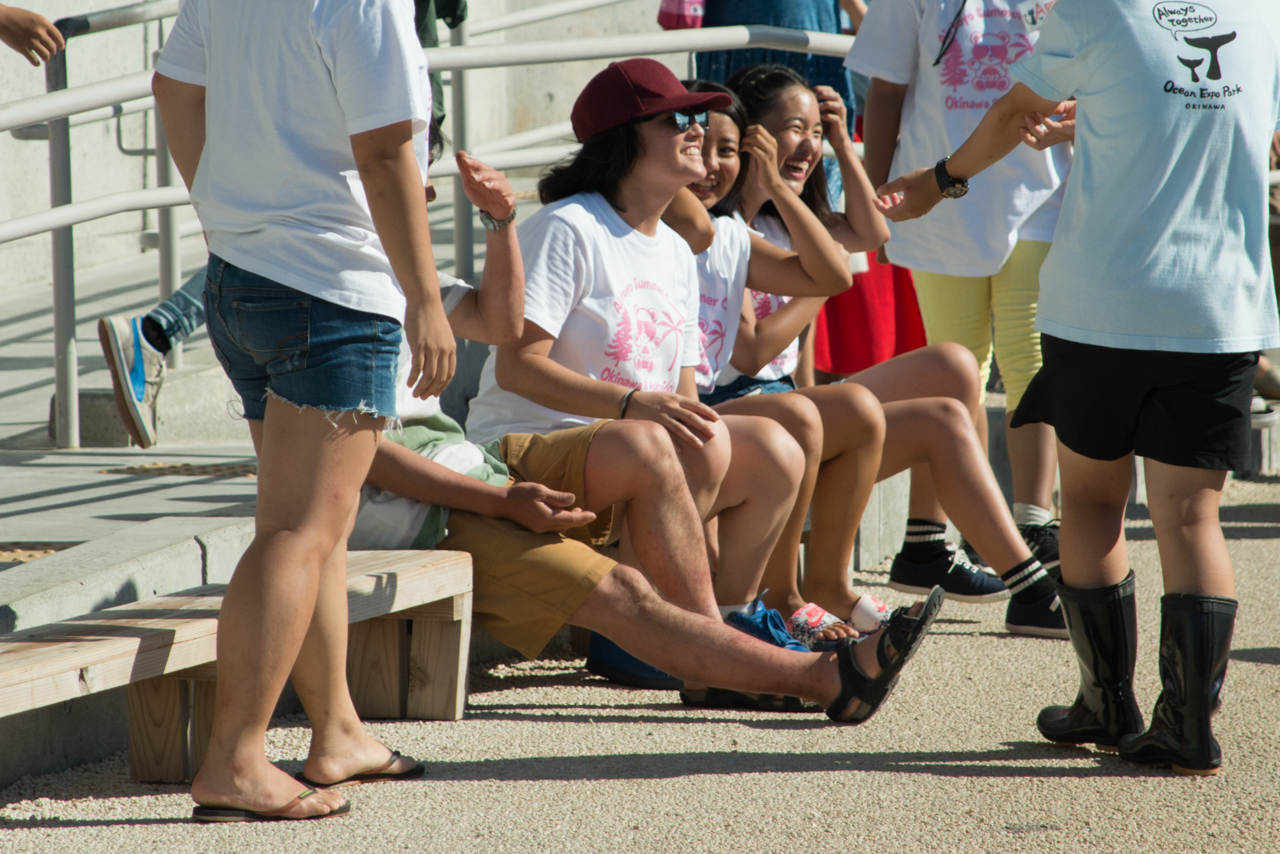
left=619, top=388, right=638, bottom=420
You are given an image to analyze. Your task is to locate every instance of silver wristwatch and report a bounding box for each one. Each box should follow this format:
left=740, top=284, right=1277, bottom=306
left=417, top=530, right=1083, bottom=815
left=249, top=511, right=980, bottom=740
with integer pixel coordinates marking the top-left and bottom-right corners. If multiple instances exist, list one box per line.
left=478, top=208, right=517, bottom=232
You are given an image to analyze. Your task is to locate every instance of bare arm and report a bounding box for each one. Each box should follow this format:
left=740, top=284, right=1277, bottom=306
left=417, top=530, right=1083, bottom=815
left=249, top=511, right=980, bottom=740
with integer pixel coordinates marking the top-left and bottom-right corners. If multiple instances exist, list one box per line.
left=444, top=152, right=524, bottom=345
left=493, top=321, right=721, bottom=448
left=877, top=83, right=1064, bottom=222
left=740, top=125, right=853, bottom=295
left=0, top=4, right=62, bottom=65
left=729, top=290, right=826, bottom=377
left=152, top=74, right=206, bottom=192
left=815, top=84, right=891, bottom=252
left=350, top=121, right=456, bottom=398
left=839, top=0, right=868, bottom=32
left=661, top=187, right=717, bottom=255
left=862, top=78, right=907, bottom=190
left=366, top=440, right=595, bottom=534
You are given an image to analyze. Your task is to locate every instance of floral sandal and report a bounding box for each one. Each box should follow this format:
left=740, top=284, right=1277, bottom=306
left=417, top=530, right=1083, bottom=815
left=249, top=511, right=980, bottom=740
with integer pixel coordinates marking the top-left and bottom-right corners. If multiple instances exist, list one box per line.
left=788, top=596, right=893, bottom=650
left=825, top=585, right=945, bottom=725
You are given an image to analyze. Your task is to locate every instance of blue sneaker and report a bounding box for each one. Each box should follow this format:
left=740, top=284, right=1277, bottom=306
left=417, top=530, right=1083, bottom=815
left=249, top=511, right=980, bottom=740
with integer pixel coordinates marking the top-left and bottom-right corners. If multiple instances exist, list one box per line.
left=1005, top=590, right=1069, bottom=639
left=585, top=633, right=682, bottom=690
left=725, top=599, right=811, bottom=653
left=889, top=546, right=1009, bottom=603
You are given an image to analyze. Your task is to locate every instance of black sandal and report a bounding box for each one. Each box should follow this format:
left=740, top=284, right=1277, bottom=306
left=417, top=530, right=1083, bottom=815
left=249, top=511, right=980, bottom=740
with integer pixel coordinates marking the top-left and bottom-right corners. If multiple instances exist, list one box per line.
left=825, top=585, right=945, bottom=725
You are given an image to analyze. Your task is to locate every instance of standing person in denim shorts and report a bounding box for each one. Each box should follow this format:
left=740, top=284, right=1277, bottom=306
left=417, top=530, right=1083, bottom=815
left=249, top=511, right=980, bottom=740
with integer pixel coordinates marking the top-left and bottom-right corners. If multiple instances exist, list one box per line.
left=880, top=0, right=1280, bottom=776
left=153, top=0, right=456, bottom=822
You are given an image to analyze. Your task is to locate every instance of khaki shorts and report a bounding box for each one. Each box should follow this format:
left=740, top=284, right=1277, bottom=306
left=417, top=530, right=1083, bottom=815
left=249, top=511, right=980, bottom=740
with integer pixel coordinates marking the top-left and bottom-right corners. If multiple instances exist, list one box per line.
left=439, top=421, right=617, bottom=659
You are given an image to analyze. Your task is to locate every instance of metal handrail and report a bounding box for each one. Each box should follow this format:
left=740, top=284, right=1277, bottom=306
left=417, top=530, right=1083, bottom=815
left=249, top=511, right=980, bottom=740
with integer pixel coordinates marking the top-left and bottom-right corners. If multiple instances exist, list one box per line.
left=0, top=26, right=852, bottom=133
left=11, top=97, right=154, bottom=140
left=0, top=186, right=188, bottom=244
left=470, top=0, right=627, bottom=36
left=56, top=0, right=176, bottom=39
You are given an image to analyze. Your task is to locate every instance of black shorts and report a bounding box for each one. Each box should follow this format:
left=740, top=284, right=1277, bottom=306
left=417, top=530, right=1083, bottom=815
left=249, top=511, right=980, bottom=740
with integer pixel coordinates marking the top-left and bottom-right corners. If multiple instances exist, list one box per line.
left=1011, top=335, right=1257, bottom=471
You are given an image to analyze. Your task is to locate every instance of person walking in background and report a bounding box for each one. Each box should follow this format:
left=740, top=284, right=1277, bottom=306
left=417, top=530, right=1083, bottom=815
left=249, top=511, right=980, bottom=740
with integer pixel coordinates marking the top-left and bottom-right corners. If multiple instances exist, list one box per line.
left=849, top=0, right=1071, bottom=578
left=153, top=0, right=457, bottom=821
left=0, top=4, right=62, bottom=65
left=879, top=0, right=1280, bottom=777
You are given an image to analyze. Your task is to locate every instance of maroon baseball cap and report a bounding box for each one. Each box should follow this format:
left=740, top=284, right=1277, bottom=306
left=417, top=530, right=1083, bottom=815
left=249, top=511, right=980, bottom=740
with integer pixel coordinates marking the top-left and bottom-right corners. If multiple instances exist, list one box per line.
left=570, top=58, right=733, bottom=142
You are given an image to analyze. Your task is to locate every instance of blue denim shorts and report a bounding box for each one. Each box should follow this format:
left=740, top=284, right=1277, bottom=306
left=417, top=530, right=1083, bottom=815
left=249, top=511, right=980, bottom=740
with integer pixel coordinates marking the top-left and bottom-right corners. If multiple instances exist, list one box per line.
left=203, top=255, right=401, bottom=422
left=698, top=373, right=797, bottom=407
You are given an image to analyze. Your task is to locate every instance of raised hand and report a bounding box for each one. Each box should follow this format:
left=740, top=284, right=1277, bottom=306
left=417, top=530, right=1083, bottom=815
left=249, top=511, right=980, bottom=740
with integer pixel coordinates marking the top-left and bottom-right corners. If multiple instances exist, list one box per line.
left=455, top=151, right=516, bottom=219
left=0, top=5, right=63, bottom=66
left=740, top=124, right=785, bottom=195
left=873, top=168, right=937, bottom=222
left=501, top=481, right=596, bottom=533
left=814, top=84, right=852, bottom=148
left=625, top=391, right=721, bottom=448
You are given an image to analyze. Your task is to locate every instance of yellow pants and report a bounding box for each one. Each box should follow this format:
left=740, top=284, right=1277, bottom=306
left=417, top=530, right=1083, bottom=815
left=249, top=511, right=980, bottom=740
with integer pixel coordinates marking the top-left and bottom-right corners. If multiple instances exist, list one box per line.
left=910, top=240, right=1051, bottom=410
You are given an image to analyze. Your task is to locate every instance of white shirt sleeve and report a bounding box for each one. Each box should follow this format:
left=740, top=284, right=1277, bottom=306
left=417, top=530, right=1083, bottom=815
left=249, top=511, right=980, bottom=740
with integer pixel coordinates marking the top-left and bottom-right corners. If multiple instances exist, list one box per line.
left=844, top=0, right=923, bottom=85
left=1011, top=4, right=1089, bottom=102
left=680, top=251, right=702, bottom=369
left=315, top=0, right=431, bottom=136
left=154, top=0, right=207, bottom=86
left=518, top=211, right=586, bottom=339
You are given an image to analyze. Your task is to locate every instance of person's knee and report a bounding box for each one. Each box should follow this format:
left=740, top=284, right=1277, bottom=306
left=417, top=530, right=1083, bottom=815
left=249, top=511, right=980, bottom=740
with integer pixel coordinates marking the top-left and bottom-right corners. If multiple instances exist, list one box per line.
left=582, top=562, right=662, bottom=622
left=614, top=420, right=681, bottom=482
left=835, top=383, right=887, bottom=447
left=679, top=418, right=732, bottom=501
left=1147, top=489, right=1222, bottom=532
left=775, top=394, right=824, bottom=461
left=922, top=395, right=976, bottom=441
left=750, top=418, right=806, bottom=495
left=928, top=342, right=983, bottom=408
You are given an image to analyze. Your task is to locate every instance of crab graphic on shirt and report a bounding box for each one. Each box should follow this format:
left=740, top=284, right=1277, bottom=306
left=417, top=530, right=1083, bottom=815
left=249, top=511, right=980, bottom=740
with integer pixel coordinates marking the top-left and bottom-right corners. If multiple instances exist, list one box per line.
left=966, top=30, right=1034, bottom=92
left=603, top=279, right=687, bottom=377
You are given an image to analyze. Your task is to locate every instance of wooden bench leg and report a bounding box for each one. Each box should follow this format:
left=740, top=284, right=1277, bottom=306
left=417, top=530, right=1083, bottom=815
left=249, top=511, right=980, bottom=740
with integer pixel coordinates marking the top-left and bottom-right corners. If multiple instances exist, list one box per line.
left=347, top=618, right=409, bottom=719
left=127, top=677, right=190, bottom=783
left=190, top=679, right=217, bottom=778
left=406, top=591, right=472, bottom=721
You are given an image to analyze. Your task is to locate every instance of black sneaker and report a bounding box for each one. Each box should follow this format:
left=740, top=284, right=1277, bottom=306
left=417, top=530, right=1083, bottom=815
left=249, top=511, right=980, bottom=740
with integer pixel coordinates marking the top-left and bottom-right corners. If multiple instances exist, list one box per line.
left=1019, top=520, right=1061, bottom=581
left=889, top=546, right=1009, bottom=603
left=1005, top=590, right=1069, bottom=639
left=958, top=537, right=988, bottom=568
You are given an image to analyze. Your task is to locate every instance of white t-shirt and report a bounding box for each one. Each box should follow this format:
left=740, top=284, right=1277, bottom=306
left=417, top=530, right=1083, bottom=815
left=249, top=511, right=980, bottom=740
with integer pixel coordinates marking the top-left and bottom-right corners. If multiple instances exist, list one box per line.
left=717, top=216, right=798, bottom=384
left=695, top=216, right=756, bottom=393
left=1012, top=0, right=1280, bottom=353
left=155, top=0, right=431, bottom=322
left=845, top=0, right=1071, bottom=276
left=466, top=193, right=703, bottom=444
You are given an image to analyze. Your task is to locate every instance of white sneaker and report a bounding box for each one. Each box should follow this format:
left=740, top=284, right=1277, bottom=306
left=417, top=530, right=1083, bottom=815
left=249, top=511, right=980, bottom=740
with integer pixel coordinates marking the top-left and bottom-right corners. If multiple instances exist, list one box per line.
left=98, top=315, right=163, bottom=448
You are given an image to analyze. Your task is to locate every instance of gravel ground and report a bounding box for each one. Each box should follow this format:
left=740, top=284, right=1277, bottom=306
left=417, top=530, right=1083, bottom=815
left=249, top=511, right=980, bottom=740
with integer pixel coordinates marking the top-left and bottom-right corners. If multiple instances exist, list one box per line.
left=1, top=478, right=1277, bottom=854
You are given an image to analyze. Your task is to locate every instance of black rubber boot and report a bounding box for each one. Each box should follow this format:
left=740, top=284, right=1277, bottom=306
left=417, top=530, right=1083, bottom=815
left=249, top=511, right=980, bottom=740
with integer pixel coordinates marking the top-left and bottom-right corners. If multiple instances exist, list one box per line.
left=1118, top=593, right=1237, bottom=776
left=1036, top=572, right=1144, bottom=749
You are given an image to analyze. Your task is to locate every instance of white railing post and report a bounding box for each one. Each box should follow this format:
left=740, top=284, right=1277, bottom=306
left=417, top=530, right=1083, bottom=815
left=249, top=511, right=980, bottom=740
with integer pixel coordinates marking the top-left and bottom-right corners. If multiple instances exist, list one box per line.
left=46, top=49, right=79, bottom=449
left=450, top=21, right=474, bottom=283
left=153, top=86, right=182, bottom=369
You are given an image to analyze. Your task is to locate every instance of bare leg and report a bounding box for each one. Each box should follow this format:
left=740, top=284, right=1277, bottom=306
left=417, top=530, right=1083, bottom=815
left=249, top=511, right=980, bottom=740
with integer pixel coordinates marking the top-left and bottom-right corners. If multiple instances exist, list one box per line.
left=190, top=398, right=379, bottom=817
left=1143, top=459, right=1235, bottom=598
left=1055, top=442, right=1132, bottom=589
left=582, top=420, right=719, bottom=620
left=571, top=564, right=918, bottom=714
left=707, top=414, right=806, bottom=606
left=878, top=397, right=1031, bottom=572
left=1007, top=416, right=1058, bottom=510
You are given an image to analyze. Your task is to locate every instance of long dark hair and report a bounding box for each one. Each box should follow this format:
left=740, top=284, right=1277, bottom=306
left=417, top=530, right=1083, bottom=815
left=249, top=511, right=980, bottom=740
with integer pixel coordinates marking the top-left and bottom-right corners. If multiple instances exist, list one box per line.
left=681, top=79, right=750, bottom=220
left=725, top=64, right=844, bottom=230
left=538, top=119, right=643, bottom=208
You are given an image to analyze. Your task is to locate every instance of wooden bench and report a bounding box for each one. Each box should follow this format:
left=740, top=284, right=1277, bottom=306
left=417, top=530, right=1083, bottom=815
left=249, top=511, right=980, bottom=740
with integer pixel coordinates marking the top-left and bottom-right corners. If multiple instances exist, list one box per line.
left=0, top=550, right=472, bottom=783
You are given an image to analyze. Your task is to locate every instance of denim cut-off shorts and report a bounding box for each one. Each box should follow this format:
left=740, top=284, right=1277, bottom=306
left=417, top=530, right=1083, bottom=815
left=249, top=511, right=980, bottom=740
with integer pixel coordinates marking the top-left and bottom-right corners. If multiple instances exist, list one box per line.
left=203, top=255, right=401, bottom=422
left=698, top=373, right=798, bottom=407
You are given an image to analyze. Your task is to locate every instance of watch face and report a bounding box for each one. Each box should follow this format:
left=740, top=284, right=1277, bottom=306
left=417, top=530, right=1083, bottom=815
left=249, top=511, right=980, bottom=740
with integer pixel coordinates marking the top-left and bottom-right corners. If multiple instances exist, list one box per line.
left=942, top=185, right=969, bottom=199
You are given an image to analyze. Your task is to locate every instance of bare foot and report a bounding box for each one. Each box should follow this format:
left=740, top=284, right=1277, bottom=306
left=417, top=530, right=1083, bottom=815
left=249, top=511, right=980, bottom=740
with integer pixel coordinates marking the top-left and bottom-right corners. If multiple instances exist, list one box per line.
left=302, top=733, right=419, bottom=787
left=192, top=757, right=347, bottom=818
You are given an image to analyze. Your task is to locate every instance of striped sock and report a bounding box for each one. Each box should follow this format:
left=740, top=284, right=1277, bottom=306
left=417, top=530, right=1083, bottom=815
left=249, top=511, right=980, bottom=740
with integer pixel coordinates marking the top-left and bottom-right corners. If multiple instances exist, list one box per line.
left=1000, top=556, right=1055, bottom=604
left=899, top=518, right=949, bottom=563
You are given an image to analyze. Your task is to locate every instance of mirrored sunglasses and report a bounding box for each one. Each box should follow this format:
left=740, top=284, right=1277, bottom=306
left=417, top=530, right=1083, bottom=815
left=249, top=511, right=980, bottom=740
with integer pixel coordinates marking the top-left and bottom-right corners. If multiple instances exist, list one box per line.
left=673, top=110, right=709, bottom=132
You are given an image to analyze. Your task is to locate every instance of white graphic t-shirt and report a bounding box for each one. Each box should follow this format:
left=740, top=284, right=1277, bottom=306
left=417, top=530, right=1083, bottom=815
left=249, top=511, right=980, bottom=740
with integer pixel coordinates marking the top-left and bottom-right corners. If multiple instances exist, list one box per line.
left=695, top=216, right=756, bottom=393
left=466, top=192, right=702, bottom=443
left=845, top=0, right=1071, bottom=276
left=1011, top=0, right=1280, bottom=353
left=717, top=215, right=798, bottom=384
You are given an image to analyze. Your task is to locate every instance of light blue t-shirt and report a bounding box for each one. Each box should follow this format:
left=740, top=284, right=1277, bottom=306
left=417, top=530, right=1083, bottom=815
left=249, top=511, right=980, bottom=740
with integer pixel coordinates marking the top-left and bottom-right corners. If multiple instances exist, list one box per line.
left=1012, top=0, right=1280, bottom=353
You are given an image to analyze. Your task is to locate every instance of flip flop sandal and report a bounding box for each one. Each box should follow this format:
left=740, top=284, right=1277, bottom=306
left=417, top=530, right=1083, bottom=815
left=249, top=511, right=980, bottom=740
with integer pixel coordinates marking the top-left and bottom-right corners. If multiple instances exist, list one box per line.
left=680, top=687, right=820, bottom=713
left=825, top=585, right=946, bottom=726
left=848, top=595, right=892, bottom=634
left=787, top=603, right=846, bottom=649
left=191, top=788, right=351, bottom=823
left=295, top=750, right=425, bottom=789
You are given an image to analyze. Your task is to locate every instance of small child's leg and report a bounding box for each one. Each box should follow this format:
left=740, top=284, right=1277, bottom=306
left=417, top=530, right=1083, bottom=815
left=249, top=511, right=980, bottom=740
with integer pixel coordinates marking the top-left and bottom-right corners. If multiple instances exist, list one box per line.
left=1142, top=458, right=1234, bottom=598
